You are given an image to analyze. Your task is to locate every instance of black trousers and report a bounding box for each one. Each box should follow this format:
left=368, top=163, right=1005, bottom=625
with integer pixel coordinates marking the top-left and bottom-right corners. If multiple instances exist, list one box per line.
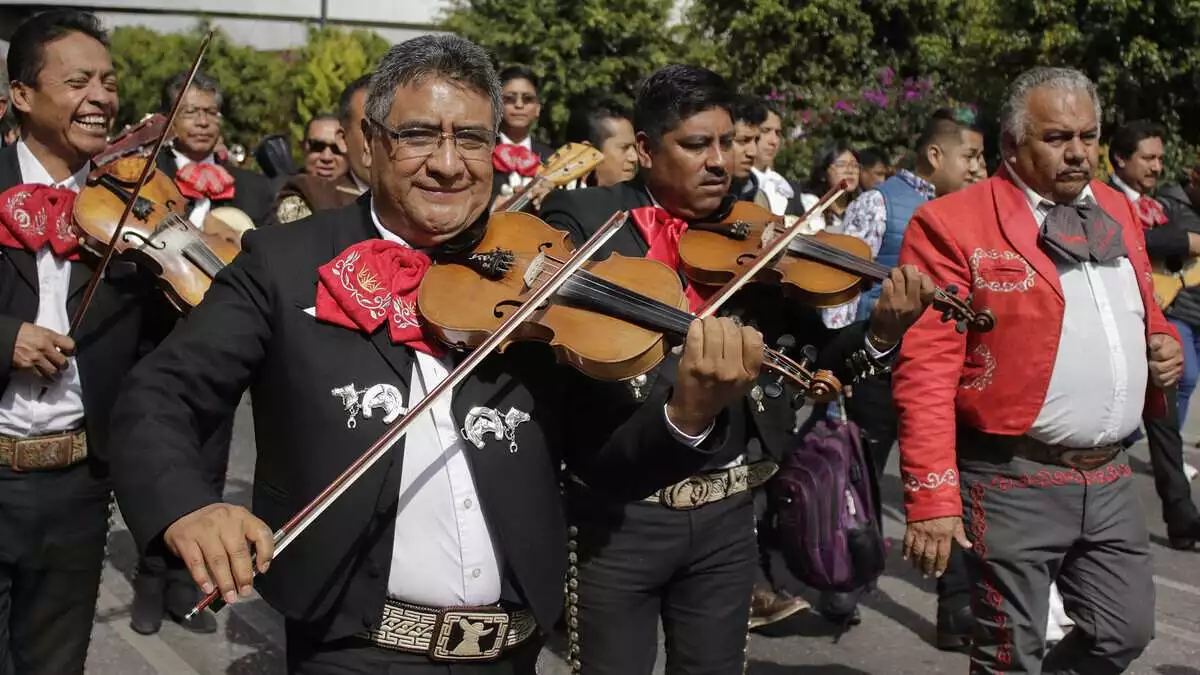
left=568, top=483, right=757, bottom=675
left=285, top=624, right=543, bottom=675
left=1143, top=387, right=1199, bottom=532
left=138, top=415, right=233, bottom=598
left=0, top=460, right=111, bottom=675
left=843, top=376, right=971, bottom=608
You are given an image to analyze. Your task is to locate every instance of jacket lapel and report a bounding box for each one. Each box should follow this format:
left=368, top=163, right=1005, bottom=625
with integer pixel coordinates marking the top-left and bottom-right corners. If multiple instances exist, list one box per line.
left=991, top=169, right=1064, bottom=300
left=0, top=145, right=38, bottom=291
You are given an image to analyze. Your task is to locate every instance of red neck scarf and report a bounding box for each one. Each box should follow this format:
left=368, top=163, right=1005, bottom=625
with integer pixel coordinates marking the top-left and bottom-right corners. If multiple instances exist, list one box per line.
left=0, top=184, right=80, bottom=260
left=1137, top=195, right=1168, bottom=229
left=630, top=206, right=709, bottom=312
left=492, top=144, right=540, bottom=178
left=315, top=239, right=445, bottom=357
left=176, top=162, right=236, bottom=201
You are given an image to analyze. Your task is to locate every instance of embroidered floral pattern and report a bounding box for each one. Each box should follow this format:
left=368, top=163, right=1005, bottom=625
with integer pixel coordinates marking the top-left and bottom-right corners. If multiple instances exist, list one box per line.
left=970, top=248, right=1035, bottom=293
left=332, top=250, right=390, bottom=321
left=960, top=344, right=997, bottom=391
left=903, top=468, right=959, bottom=493
left=986, top=463, right=1132, bottom=492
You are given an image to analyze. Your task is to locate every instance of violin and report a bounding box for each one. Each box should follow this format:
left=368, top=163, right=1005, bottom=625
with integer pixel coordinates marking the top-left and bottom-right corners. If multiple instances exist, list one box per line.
left=73, top=156, right=239, bottom=311
left=418, top=211, right=841, bottom=401
left=494, top=143, right=605, bottom=213
left=679, top=201, right=996, bottom=334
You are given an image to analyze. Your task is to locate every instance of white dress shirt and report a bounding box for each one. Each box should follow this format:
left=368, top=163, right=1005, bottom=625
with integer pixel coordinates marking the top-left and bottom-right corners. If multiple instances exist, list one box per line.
left=498, top=132, right=535, bottom=193
left=1110, top=173, right=1142, bottom=203
left=368, top=201, right=709, bottom=607
left=1008, top=168, right=1148, bottom=447
left=0, top=141, right=89, bottom=438
left=172, top=148, right=217, bottom=229
left=752, top=167, right=795, bottom=217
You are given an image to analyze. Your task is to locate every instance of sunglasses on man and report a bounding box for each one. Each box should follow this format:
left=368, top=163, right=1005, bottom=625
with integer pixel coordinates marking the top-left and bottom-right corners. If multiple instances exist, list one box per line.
left=305, top=139, right=345, bottom=156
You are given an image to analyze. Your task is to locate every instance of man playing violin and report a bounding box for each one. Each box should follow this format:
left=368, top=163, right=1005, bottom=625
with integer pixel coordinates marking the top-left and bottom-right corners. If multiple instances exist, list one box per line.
left=107, top=35, right=765, bottom=675
left=274, top=77, right=372, bottom=225
left=0, top=10, right=182, bottom=673
left=538, top=64, right=933, bottom=675
left=157, top=69, right=272, bottom=230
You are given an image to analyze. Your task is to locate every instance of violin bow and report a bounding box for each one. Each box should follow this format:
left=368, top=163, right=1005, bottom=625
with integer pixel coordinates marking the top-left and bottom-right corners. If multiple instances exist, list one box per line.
left=696, top=182, right=847, bottom=319
left=68, top=32, right=215, bottom=336
left=187, top=211, right=632, bottom=618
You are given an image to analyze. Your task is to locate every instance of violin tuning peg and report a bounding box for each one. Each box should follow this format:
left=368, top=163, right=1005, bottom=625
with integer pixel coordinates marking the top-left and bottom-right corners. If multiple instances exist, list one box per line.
left=763, top=382, right=784, bottom=399
left=945, top=283, right=959, bottom=296
left=942, top=308, right=954, bottom=322
left=800, top=344, right=818, bottom=365
left=776, top=334, right=798, bottom=352
left=955, top=319, right=968, bottom=334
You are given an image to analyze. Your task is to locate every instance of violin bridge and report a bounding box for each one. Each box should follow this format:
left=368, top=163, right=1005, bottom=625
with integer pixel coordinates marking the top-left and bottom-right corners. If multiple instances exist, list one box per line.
left=524, top=252, right=547, bottom=291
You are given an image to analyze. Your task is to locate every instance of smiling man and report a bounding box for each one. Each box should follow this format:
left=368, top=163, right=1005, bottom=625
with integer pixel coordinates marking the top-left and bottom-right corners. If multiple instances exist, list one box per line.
left=0, top=10, right=184, bottom=673
left=107, top=36, right=770, bottom=674
left=155, top=70, right=272, bottom=230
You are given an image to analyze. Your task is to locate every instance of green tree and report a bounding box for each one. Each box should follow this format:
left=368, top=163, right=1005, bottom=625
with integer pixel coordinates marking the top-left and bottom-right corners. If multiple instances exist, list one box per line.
left=288, top=27, right=391, bottom=144
left=442, top=0, right=686, bottom=144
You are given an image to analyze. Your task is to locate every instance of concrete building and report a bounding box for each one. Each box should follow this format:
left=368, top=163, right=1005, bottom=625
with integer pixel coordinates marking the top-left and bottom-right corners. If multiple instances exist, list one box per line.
left=0, top=1, right=448, bottom=50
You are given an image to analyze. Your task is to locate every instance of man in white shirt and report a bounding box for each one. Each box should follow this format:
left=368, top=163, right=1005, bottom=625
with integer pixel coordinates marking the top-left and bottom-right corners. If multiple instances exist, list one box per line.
left=0, top=10, right=179, bottom=673
left=894, top=67, right=1183, bottom=674
left=107, top=35, right=769, bottom=674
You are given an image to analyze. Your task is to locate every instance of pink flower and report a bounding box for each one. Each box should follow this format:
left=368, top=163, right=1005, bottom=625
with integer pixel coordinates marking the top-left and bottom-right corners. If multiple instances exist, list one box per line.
left=879, top=67, right=896, bottom=87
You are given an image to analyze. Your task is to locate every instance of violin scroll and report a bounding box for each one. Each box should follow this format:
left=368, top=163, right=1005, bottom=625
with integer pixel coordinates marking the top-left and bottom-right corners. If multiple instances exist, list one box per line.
left=932, top=284, right=996, bottom=334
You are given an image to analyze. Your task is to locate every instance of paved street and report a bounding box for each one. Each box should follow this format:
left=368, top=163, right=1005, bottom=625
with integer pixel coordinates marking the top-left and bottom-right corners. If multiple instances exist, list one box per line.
left=86, top=396, right=1200, bottom=674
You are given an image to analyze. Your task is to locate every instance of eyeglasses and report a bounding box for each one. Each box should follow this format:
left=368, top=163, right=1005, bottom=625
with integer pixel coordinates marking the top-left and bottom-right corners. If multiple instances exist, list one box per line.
left=832, top=160, right=861, bottom=171
left=305, top=139, right=345, bottom=156
left=180, top=106, right=221, bottom=121
left=369, top=118, right=496, bottom=162
left=501, top=93, right=539, bottom=106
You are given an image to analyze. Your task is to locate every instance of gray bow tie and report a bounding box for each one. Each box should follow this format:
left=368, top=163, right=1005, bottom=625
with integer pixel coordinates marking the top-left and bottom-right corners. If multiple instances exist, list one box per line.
left=1040, top=199, right=1126, bottom=264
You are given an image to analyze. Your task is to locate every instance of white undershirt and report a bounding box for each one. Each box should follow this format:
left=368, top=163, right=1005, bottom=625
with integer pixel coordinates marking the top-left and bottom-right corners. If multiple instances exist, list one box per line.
left=172, top=149, right=217, bottom=229
left=1110, top=173, right=1142, bottom=203
left=752, top=167, right=794, bottom=217
left=1008, top=168, right=1148, bottom=447
left=369, top=200, right=708, bottom=607
left=0, top=141, right=89, bottom=437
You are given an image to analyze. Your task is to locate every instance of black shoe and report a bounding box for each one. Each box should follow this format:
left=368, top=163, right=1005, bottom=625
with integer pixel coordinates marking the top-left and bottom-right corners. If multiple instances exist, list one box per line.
left=165, top=580, right=218, bottom=634
left=1167, top=520, right=1200, bottom=550
left=815, top=590, right=863, bottom=641
left=130, top=570, right=166, bottom=635
left=936, top=604, right=973, bottom=652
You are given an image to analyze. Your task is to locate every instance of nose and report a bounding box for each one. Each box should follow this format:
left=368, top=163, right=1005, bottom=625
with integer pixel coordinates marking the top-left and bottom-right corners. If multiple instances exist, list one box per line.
left=706, top=143, right=727, bottom=173
left=425, top=134, right=466, bottom=180
left=1064, top=136, right=1087, bottom=163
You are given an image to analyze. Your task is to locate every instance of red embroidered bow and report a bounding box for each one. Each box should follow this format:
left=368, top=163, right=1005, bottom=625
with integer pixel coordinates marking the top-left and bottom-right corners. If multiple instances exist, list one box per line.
left=0, top=184, right=80, bottom=260
left=1137, top=196, right=1168, bottom=229
left=630, top=206, right=709, bottom=312
left=315, top=239, right=445, bottom=357
left=492, top=144, right=540, bottom=178
left=176, top=162, right=236, bottom=202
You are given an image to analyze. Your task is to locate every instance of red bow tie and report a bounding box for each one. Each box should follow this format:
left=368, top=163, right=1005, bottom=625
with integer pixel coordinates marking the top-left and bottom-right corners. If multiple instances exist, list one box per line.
left=492, top=144, right=540, bottom=178
left=0, top=184, right=80, bottom=259
left=176, top=162, right=236, bottom=202
left=630, top=206, right=709, bottom=312
left=315, top=239, right=445, bottom=357
left=1137, top=196, right=1168, bottom=229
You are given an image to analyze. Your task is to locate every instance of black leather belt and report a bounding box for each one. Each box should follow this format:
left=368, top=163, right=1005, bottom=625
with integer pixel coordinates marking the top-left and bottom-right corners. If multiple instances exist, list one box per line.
left=960, top=428, right=1121, bottom=471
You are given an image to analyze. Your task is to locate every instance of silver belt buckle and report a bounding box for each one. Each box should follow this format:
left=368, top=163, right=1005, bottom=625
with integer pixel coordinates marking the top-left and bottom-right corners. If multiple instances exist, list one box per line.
left=429, top=607, right=511, bottom=662
left=661, top=475, right=715, bottom=510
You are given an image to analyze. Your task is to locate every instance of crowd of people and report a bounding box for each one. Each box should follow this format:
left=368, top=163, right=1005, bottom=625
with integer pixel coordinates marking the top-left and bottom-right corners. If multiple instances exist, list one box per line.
left=0, top=7, right=1197, bottom=675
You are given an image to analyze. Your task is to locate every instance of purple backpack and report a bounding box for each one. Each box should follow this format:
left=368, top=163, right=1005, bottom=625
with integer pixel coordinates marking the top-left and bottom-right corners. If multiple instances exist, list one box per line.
left=772, top=417, right=887, bottom=592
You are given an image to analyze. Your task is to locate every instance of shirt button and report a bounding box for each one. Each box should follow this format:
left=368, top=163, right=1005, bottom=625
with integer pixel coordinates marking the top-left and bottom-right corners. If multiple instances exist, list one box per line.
left=463, top=498, right=473, bottom=509
left=472, top=569, right=481, bottom=579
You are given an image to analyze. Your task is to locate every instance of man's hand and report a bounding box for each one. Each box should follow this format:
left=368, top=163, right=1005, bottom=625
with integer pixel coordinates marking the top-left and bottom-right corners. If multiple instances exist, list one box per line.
left=868, top=265, right=935, bottom=348
left=666, top=317, right=764, bottom=436
left=12, top=323, right=75, bottom=378
left=1149, top=333, right=1184, bottom=388
left=902, top=516, right=972, bottom=578
left=164, top=503, right=274, bottom=605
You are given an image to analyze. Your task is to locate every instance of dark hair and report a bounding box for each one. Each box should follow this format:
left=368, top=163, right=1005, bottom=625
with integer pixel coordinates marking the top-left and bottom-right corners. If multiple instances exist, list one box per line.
left=338, top=74, right=372, bottom=125
left=731, top=95, right=768, bottom=127
left=1109, top=119, right=1167, bottom=166
left=857, top=146, right=888, bottom=169
left=304, top=113, right=340, bottom=139
left=807, top=140, right=857, bottom=194
left=566, top=103, right=630, bottom=147
left=763, top=102, right=783, bottom=122
left=8, top=10, right=108, bottom=123
left=634, top=64, right=735, bottom=148
left=498, top=65, right=539, bottom=91
left=915, top=109, right=968, bottom=166
left=161, top=70, right=224, bottom=113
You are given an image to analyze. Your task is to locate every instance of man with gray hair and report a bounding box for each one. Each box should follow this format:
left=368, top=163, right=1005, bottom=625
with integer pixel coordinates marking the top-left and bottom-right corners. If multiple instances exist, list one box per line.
left=107, top=33, right=767, bottom=673
left=893, top=66, right=1183, bottom=673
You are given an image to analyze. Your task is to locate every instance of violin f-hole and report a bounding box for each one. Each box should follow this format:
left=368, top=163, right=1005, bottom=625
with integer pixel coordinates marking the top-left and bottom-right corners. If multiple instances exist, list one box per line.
left=121, top=230, right=166, bottom=250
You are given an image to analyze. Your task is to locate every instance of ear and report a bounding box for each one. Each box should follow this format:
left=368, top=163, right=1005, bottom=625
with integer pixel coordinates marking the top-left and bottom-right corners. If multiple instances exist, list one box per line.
left=10, top=81, right=33, bottom=118
left=0, top=97, right=7, bottom=121
left=926, top=143, right=944, bottom=171
left=635, top=131, right=654, bottom=171
left=1000, top=131, right=1019, bottom=165
left=360, top=118, right=374, bottom=170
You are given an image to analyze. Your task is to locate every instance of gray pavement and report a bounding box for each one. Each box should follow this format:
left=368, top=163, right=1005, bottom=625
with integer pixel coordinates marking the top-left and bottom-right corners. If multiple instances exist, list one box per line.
left=85, top=397, right=1200, bottom=674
